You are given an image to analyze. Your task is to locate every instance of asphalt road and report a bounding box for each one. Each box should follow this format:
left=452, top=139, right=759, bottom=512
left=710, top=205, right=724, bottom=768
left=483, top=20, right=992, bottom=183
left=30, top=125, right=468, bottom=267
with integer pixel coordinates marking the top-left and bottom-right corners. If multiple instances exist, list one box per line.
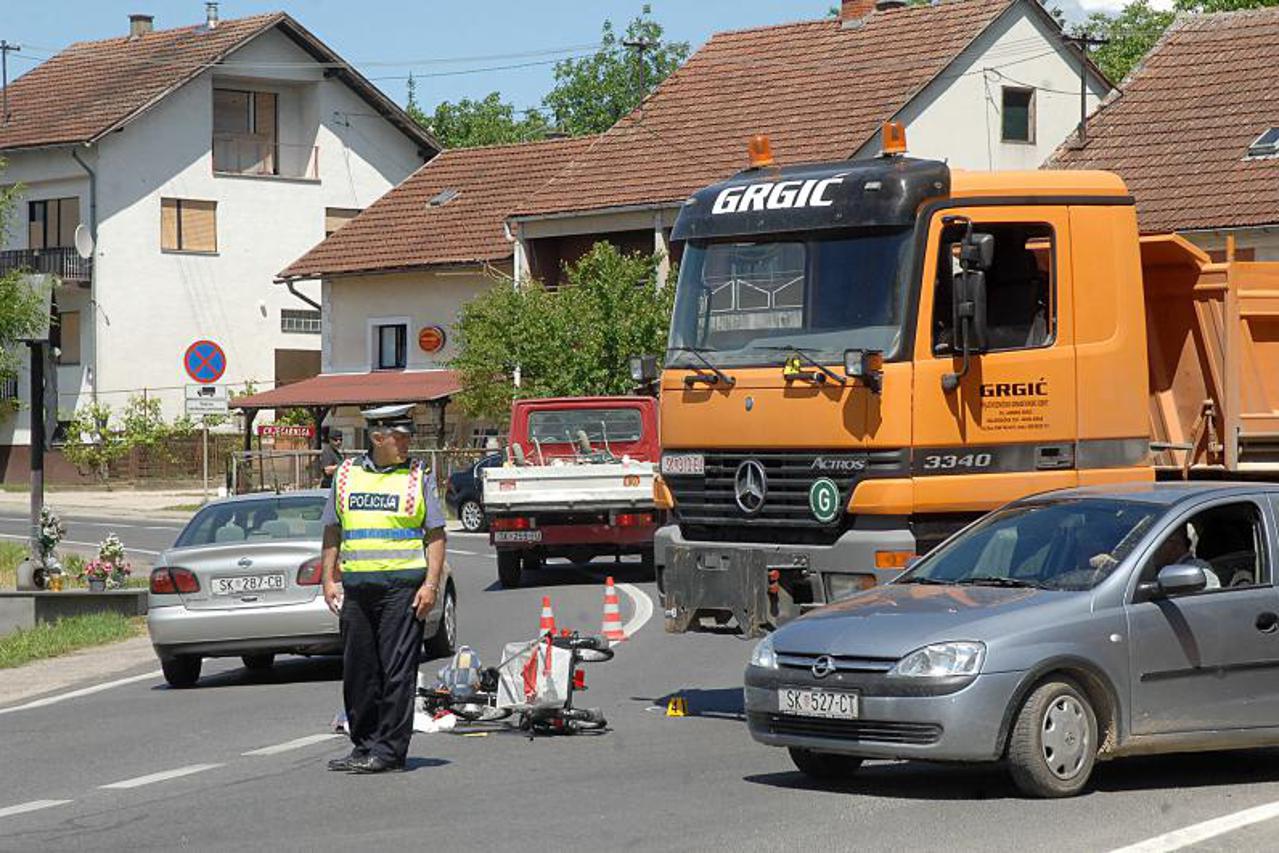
left=5, top=524, right=1279, bottom=851
left=0, top=509, right=183, bottom=562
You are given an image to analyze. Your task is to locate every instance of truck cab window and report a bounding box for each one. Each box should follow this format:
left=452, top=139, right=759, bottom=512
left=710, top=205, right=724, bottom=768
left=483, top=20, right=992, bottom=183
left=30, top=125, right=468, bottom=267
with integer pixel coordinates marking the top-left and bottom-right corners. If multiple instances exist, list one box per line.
left=933, top=223, right=1054, bottom=353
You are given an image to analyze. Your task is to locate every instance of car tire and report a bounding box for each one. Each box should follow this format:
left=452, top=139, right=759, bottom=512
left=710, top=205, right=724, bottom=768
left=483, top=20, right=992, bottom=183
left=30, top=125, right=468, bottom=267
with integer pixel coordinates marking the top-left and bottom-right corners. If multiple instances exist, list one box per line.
left=161, top=655, right=202, bottom=688
left=497, top=550, right=522, bottom=588
left=458, top=500, right=485, bottom=533
left=241, top=653, right=275, bottom=671
left=1007, top=679, right=1098, bottom=798
left=423, top=585, right=457, bottom=659
left=788, top=747, right=863, bottom=780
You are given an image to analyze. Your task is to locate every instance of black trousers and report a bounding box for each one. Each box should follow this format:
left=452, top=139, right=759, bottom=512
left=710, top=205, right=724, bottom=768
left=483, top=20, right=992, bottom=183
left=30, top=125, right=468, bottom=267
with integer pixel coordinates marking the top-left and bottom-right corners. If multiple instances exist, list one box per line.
left=340, top=583, right=424, bottom=763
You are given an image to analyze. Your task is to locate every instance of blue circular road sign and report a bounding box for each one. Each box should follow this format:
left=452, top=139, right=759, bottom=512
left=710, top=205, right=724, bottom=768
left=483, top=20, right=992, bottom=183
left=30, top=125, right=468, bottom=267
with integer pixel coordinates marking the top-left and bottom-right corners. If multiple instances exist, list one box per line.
left=184, top=340, right=227, bottom=384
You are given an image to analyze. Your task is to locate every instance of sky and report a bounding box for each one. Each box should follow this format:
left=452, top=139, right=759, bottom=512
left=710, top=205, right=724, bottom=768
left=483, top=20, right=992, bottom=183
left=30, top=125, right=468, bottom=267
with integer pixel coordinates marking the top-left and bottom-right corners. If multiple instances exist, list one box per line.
left=0, top=0, right=1137, bottom=117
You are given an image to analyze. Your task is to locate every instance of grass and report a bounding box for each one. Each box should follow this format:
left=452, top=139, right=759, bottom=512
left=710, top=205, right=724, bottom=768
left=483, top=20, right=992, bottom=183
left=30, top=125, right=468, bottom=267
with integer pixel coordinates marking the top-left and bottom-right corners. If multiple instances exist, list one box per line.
left=0, top=544, right=146, bottom=590
left=0, top=542, right=25, bottom=589
left=0, top=613, right=146, bottom=669
left=161, top=503, right=205, bottom=512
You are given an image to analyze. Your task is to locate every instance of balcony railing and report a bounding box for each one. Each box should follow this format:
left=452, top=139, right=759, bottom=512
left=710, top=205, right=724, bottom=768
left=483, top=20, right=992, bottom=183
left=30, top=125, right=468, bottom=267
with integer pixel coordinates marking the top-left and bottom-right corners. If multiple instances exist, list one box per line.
left=0, top=247, right=92, bottom=282
left=212, top=134, right=319, bottom=180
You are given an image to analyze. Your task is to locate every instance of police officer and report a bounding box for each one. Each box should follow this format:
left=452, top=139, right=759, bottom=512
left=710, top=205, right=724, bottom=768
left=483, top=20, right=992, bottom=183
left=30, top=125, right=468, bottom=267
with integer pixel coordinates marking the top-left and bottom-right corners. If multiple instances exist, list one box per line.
left=320, top=404, right=446, bottom=773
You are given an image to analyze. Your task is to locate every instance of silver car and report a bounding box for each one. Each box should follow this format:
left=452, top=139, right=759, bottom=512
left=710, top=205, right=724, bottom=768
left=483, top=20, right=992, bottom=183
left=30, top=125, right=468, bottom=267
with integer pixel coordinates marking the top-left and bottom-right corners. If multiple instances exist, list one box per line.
left=149, top=490, right=456, bottom=688
left=746, top=483, right=1279, bottom=797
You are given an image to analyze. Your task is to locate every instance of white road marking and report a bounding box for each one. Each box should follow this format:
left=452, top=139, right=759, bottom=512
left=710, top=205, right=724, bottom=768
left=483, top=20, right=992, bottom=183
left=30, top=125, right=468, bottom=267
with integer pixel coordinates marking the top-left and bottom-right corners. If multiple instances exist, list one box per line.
left=0, top=800, right=73, bottom=819
left=617, top=582, right=654, bottom=640
left=1110, top=800, right=1279, bottom=853
left=100, top=763, right=223, bottom=790
left=0, top=532, right=159, bottom=555
left=447, top=548, right=477, bottom=556
left=0, top=670, right=162, bottom=717
left=242, top=733, right=341, bottom=756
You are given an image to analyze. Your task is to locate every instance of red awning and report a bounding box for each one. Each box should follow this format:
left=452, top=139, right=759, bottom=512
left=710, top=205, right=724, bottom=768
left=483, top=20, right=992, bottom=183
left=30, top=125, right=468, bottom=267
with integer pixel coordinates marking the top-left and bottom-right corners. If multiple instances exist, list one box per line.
left=233, top=370, right=462, bottom=410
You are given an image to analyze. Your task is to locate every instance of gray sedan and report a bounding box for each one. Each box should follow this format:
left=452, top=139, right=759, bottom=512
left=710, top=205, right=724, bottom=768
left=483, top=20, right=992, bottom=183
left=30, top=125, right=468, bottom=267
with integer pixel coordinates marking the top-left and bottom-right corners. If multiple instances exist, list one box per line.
left=148, top=490, right=456, bottom=688
left=745, top=483, right=1279, bottom=797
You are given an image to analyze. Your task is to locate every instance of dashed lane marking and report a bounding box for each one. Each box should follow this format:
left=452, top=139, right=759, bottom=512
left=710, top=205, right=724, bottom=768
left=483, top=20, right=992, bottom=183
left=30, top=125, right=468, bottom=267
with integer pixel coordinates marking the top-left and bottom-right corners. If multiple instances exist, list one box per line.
left=447, top=548, right=478, bottom=556
left=100, top=764, right=224, bottom=790
left=242, top=733, right=341, bottom=756
left=0, top=800, right=73, bottom=819
left=0, top=670, right=163, bottom=717
left=1110, top=800, right=1279, bottom=853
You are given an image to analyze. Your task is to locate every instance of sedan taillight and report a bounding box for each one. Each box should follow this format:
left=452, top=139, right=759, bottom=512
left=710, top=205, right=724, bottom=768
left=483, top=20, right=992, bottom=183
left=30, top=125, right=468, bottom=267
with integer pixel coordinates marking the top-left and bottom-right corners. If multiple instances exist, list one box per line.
left=150, top=567, right=200, bottom=594
left=297, top=557, right=324, bottom=586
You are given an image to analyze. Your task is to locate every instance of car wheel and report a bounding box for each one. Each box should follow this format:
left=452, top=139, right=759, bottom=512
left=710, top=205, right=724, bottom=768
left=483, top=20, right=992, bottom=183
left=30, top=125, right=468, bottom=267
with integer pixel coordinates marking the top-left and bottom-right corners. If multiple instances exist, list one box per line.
left=423, top=586, right=457, bottom=659
left=459, top=500, right=485, bottom=533
left=497, top=550, right=522, bottom=588
left=161, top=655, right=202, bottom=688
left=788, top=747, right=863, bottom=780
left=241, top=653, right=275, bottom=671
left=1007, top=679, right=1098, bottom=798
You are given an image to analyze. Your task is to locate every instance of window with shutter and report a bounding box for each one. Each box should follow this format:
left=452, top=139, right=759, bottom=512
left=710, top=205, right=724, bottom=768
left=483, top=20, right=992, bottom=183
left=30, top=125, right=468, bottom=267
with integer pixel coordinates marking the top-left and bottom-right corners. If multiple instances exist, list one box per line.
left=57, top=311, right=81, bottom=365
left=161, top=198, right=217, bottom=253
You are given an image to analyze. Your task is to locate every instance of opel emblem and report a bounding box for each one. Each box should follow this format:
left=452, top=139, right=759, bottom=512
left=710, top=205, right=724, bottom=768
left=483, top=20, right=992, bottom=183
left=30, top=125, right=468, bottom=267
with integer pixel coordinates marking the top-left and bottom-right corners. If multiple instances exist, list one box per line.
left=734, top=459, right=767, bottom=515
left=811, top=655, right=836, bottom=679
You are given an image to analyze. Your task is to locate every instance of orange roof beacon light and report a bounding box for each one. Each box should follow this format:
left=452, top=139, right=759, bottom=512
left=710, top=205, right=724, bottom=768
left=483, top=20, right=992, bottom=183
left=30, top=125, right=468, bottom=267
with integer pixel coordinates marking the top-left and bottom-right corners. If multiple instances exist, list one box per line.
left=881, top=121, right=907, bottom=157
left=747, top=133, right=775, bottom=168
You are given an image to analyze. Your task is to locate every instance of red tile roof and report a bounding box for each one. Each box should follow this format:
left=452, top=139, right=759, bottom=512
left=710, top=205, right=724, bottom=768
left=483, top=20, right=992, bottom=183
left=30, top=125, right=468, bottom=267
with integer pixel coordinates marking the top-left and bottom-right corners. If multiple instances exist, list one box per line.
left=0, top=12, right=436, bottom=153
left=512, top=0, right=1016, bottom=219
left=278, top=135, right=595, bottom=279
left=233, top=370, right=461, bottom=409
left=1050, top=8, right=1279, bottom=233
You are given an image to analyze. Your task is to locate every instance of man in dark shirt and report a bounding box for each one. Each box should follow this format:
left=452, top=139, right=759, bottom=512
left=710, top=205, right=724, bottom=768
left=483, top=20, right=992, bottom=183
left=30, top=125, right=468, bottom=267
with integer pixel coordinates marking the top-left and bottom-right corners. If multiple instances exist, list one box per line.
left=318, top=430, right=343, bottom=488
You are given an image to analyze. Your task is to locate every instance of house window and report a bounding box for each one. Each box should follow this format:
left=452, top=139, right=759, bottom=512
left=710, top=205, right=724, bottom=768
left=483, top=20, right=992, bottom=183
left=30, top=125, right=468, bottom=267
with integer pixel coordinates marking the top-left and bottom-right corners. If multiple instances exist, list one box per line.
left=28, top=198, right=80, bottom=249
left=1001, top=87, right=1035, bottom=143
left=376, top=323, right=407, bottom=370
left=56, top=310, right=81, bottom=365
left=281, top=309, right=321, bottom=334
left=0, top=377, right=17, bottom=401
left=161, top=198, right=217, bottom=253
left=213, top=88, right=278, bottom=175
left=325, top=208, right=361, bottom=236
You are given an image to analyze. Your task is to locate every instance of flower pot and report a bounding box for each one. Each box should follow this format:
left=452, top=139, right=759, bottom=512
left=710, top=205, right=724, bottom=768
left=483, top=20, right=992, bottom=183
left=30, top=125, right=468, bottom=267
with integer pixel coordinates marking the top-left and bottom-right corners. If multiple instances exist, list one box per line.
left=88, top=579, right=106, bottom=592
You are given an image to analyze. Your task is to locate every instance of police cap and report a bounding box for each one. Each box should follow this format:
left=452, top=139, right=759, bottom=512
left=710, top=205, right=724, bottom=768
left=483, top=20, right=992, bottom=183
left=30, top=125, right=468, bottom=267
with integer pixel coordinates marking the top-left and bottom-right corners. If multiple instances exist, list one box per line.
left=360, top=403, right=416, bottom=435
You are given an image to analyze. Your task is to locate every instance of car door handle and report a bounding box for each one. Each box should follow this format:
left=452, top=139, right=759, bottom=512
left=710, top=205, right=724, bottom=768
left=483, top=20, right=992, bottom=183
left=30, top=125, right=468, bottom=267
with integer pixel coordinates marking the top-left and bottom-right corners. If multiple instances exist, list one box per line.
left=1256, top=612, right=1279, bottom=634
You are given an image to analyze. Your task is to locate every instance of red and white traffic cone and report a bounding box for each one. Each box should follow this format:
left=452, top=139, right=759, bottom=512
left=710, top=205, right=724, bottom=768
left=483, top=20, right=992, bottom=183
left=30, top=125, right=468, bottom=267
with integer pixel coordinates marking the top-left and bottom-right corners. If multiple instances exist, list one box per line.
left=539, top=595, right=556, bottom=636
left=602, top=576, right=625, bottom=643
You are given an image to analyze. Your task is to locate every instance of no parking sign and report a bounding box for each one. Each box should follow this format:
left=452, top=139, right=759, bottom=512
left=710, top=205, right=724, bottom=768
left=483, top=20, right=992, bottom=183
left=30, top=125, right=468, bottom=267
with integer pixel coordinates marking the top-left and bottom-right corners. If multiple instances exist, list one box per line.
left=184, top=340, right=227, bottom=384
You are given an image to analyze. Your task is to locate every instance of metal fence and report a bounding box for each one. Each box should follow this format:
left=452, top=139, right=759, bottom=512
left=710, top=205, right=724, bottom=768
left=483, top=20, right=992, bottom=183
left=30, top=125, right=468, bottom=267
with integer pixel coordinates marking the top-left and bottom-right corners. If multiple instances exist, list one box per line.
left=228, top=447, right=492, bottom=496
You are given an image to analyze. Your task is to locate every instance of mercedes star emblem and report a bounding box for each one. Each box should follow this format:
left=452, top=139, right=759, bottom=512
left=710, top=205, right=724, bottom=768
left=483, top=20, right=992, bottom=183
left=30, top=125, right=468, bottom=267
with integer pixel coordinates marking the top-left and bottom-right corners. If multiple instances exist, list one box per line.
left=734, top=459, right=767, bottom=515
left=811, top=655, right=836, bottom=679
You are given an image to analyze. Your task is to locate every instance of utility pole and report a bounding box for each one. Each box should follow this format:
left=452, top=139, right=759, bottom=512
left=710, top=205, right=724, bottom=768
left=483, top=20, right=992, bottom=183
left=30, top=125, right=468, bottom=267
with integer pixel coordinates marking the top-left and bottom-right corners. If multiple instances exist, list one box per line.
left=27, top=340, right=44, bottom=575
left=1064, top=33, right=1107, bottom=147
left=622, top=36, right=655, bottom=105
left=0, top=40, right=20, bottom=124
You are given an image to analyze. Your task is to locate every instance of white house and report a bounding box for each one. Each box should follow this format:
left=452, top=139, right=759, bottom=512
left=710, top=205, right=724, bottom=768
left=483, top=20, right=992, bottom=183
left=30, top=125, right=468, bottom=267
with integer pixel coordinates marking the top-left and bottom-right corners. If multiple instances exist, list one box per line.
left=0, top=9, right=437, bottom=481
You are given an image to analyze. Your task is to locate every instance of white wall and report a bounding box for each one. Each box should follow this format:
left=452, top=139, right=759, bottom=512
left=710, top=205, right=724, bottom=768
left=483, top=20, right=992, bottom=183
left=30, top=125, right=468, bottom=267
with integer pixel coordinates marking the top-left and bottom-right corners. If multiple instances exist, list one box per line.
left=1182, top=228, right=1279, bottom=261
left=856, top=3, right=1107, bottom=170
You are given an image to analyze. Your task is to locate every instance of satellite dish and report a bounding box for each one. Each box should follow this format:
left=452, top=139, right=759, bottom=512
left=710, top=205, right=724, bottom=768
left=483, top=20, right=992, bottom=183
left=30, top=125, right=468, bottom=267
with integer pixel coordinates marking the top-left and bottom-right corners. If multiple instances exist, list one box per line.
left=74, top=224, right=94, bottom=260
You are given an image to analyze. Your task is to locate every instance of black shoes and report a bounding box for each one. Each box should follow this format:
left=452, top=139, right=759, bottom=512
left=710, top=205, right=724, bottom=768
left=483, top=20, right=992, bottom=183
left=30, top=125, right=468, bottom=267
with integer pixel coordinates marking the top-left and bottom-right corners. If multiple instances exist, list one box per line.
left=326, top=749, right=368, bottom=772
left=347, top=754, right=406, bottom=774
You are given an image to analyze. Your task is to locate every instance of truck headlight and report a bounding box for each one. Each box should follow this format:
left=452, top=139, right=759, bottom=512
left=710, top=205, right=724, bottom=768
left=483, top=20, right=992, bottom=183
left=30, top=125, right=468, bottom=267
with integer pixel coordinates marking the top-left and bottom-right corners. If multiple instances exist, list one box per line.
left=749, top=635, right=778, bottom=669
left=889, top=641, right=985, bottom=678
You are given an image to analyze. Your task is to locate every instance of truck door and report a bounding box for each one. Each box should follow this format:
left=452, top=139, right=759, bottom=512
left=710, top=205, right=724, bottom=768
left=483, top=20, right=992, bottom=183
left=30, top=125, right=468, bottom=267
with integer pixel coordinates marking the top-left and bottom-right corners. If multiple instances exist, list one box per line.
left=911, top=207, right=1079, bottom=517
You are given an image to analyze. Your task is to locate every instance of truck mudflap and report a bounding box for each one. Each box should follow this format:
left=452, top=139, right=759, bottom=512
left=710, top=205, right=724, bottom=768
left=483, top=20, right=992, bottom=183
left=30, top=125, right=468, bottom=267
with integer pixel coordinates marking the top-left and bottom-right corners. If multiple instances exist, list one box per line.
left=663, top=546, right=770, bottom=638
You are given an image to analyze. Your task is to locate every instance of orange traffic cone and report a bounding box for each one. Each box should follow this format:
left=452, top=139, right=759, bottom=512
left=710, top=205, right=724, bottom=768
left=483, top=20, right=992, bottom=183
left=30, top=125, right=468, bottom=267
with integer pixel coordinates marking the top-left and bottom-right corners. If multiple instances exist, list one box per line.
left=539, top=595, right=556, bottom=636
left=602, top=576, right=625, bottom=643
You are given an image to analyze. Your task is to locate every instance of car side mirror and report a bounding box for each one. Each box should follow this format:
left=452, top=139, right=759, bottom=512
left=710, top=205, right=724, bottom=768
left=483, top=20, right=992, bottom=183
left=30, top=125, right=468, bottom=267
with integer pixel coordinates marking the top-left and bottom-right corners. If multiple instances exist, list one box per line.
left=1154, top=563, right=1208, bottom=597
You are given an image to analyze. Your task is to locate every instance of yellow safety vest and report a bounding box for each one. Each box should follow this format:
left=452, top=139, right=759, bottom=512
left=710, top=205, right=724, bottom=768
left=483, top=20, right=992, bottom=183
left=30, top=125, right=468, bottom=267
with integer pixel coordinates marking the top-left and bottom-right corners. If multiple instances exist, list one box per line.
left=334, top=458, right=428, bottom=574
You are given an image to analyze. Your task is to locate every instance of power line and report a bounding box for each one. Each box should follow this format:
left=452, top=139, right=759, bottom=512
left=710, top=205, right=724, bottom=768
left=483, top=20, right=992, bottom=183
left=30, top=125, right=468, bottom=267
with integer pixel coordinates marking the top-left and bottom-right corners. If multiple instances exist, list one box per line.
left=0, top=40, right=19, bottom=122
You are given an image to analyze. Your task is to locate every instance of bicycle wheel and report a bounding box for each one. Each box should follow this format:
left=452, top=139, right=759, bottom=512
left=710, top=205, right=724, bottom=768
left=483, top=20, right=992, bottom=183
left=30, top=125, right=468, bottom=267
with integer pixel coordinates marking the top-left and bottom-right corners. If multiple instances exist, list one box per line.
left=449, top=702, right=513, bottom=722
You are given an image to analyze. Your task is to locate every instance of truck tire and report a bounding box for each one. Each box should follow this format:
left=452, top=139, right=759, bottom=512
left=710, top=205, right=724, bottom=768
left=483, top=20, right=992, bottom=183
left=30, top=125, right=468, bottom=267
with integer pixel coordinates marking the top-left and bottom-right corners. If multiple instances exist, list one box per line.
left=241, top=653, right=275, bottom=672
left=497, top=550, right=522, bottom=588
left=522, top=552, right=541, bottom=573
left=640, top=547, right=656, bottom=579
left=788, top=748, right=863, bottom=780
left=161, top=655, right=202, bottom=689
left=1006, top=679, right=1097, bottom=798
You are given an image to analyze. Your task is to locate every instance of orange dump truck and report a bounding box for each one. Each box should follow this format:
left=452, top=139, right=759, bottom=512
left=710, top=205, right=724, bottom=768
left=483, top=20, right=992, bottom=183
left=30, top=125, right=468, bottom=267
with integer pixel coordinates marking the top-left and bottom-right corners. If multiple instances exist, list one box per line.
left=644, top=129, right=1279, bottom=636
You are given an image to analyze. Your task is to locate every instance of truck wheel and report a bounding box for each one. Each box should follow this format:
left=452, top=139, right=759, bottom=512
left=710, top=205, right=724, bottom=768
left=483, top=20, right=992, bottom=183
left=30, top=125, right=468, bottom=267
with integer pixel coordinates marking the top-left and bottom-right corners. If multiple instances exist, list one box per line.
left=241, top=653, right=274, bottom=672
left=522, top=552, right=541, bottom=573
left=161, top=655, right=202, bottom=688
left=788, top=748, right=863, bottom=780
left=1006, top=679, right=1098, bottom=798
left=458, top=500, right=485, bottom=533
left=639, top=547, right=656, bottom=580
left=497, top=551, right=522, bottom=588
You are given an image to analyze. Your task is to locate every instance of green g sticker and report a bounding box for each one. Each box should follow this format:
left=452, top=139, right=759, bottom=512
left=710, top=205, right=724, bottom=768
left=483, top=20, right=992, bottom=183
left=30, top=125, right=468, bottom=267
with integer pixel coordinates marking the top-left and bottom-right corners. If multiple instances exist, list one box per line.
left=809, top=478, right=841, bottom=523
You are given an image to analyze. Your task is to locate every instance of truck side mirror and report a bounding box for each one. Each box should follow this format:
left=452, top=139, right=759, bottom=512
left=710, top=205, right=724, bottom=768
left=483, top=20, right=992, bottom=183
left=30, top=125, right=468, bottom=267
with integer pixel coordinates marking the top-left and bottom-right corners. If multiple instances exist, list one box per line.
left=952, top=269, right=989, bottom=355
left=960, top=231, right=995, bottom=270
left=629, top=354, right=659, bottom=383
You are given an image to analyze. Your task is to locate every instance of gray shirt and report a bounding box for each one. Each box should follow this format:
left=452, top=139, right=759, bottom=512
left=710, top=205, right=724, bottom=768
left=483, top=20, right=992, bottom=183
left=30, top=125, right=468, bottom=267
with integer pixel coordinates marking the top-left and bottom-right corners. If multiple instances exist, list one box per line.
left=321, top=455, right=446, bottom=531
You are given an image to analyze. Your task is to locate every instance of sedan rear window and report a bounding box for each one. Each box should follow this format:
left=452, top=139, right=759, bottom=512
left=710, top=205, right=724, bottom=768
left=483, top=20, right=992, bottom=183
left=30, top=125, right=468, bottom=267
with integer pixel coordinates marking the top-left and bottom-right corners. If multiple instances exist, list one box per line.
left=899, top=499, right=1161, bottom=591
left=176, top=496, right=327, bottom=547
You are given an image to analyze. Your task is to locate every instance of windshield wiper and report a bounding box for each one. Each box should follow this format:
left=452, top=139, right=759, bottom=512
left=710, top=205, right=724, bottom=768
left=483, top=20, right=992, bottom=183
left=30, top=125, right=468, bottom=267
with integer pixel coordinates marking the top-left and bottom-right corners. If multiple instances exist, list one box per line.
left=756, top=344, right=846, bottom=386
left=669, top=346, right=736, bottom=388
left=896, top=576, right=952, bottom=585
left=954, top=576, right=1045, bottom=589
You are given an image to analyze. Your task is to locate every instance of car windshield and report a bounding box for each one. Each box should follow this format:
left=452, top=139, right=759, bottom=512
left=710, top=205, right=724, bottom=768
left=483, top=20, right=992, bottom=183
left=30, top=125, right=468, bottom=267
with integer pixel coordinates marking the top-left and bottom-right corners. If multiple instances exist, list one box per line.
left=667, top=229, right=913, bottom=367
left=897, top=499, right=1161, bottom=591
left=176, top=495, right=328, bottom=547
left=527, top=408, right=643, bottom=444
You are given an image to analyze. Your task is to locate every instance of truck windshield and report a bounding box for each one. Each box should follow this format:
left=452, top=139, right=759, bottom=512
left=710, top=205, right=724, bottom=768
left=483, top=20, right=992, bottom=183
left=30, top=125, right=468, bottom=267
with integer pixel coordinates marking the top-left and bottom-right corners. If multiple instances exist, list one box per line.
left=668, top=228, right=913, bottom=367
left=528, top=408, right=643, bottom=444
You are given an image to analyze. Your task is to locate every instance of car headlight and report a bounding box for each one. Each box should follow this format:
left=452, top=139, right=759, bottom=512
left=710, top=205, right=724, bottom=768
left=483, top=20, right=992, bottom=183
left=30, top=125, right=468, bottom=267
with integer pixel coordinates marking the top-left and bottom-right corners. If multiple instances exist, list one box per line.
left=749, top=634, right=778, bottom=669
left=889, top=641, right=985, bottom=678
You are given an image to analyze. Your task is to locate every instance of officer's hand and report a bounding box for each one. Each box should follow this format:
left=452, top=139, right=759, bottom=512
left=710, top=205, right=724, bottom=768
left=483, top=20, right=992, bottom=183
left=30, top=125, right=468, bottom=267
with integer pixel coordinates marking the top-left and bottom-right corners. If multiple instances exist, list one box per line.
left=323, top=580, right=343, bottom=616
left=412, top=583, right=438, bottom=620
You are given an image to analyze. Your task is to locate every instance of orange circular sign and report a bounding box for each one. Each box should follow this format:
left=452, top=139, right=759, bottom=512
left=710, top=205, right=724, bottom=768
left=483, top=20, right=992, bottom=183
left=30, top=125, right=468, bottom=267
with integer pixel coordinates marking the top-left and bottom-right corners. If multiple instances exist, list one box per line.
left=417, top=325, right=446, bottom=354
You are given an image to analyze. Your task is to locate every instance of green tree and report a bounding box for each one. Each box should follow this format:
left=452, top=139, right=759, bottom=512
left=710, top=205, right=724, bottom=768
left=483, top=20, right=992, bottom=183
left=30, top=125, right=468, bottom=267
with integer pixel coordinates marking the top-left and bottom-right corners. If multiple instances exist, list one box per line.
left=60, top=402, right=128, bottom=484
left=0, top=161, right=52, bottom=387
left=449, top=242, right=675, bottom=422
left=543, top=7, right=690, bottom=136
left=425, top=92, right=551, bottom=149
left=1074, top=0, right=1175, bottom=83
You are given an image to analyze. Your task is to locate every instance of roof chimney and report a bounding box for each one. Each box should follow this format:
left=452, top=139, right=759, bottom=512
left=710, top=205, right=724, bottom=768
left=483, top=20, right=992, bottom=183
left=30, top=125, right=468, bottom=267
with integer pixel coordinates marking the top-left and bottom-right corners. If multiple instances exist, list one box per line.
left=840, top=0, right=877, bottom=23
left=128, top=14, right=154, bottom=38
left=875, top=0, right=908, bottom=9
left=205, top=2, right=219, bottom=30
